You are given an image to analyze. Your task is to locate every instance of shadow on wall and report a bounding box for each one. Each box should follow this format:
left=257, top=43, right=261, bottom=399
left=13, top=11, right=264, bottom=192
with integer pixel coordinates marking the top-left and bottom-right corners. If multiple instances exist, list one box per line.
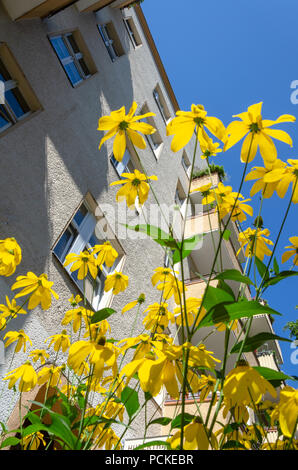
left=0, top=4, right=134, bottom=327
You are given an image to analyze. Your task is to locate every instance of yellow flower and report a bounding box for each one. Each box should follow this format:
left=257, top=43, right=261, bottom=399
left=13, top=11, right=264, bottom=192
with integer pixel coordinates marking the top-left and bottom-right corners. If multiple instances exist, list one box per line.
left=45, top=330, right=70, bottom=353
left=0, top=315, right=6, bottom=331
left=275, top=159, right=298, bottom=203
left=84, top=319, right=111, bottom=341
left=4, top=329, right=32, bottom=353
left=61, top=306, right=92, bottom=333
left=110, top=169, right=158, bottom=209
left=143, top=302, right=175, bottom=333
left=166, top=104, right=225, bottom=152
left=28, top=349, right=50, bottom=365
left=282, top=236, right=298, bottom=265
left=22, top=431, right=47, bottom=450
left=98, top=101, right=156, bottom=161
left=37, top=365, right=65, bottom=387
left=92, top=241, right=118, bottom=269
left=276, top=386, right=298, bottom=438
left=223, top=360, right=277, bottom=407
left=104, top=272, right=129, bottom=295
left=197, top=374, right=218, bottom=402
left=68, top=294, right=82, bottom=306
left=121, top=293, right=145, bottom=315
left=200, top=136, right=222, bottom=159
left=190, top=182, right=215, bottom=204
left=151, top=267, right=178, bottom=286
left=185, top=343, right=221, bottom=370
left=174, top=297, right=206, bottom=328
left=0, top=296, right=27, bottom=319
left=237, top=227, right=274, bottom=260
left=245, top=159, right=288, bottom=198
left=168, top=418, right=218, bottom=450
left=0, top=237, right=22, bottom=277
left=63, top=250, right=98, bottom=280
left=12, top=272, right=59, bottom=310
left=219, top=195, right=253, bottom=223
left=68, top=337, right=119, bottom=379
left=120, top=350, right=167, bottom=396
left=224, top=102, right=295, bottom=164
left=3, top=361, right=37, bottom=392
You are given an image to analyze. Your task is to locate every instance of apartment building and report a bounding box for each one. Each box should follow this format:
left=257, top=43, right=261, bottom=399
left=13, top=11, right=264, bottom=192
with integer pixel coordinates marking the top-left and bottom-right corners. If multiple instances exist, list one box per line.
left=0, top=0, right=282, bottom=447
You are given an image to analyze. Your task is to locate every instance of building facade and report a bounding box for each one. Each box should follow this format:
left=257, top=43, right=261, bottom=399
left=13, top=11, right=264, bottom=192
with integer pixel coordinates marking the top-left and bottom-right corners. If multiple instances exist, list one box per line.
left=0, top=0, right=282, bottom=447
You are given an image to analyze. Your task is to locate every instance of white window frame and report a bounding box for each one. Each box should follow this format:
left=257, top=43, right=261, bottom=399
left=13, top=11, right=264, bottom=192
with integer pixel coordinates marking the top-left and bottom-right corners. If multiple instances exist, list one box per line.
left=181, top=151, right=191, bottom=178
left=49, top=33, right=91, bottom=87
left=53, top=202, right=124, bottom=310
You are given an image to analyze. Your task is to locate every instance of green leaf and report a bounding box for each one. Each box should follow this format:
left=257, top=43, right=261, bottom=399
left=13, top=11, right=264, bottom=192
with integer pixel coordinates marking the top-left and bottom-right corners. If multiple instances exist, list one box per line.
left=217, top=280, right=235, bottom=300
left=0, top=437, right=20, bottom=449
left=121, top=386, right=140, bottom=419
left=262, top=270, right=298, bottom=289
left=253, top=366, right=298, bottom=387
left=147, top=417, right=172, bottom=427
left=172, top=234, right=204, bottom=264
left=134, top=440, right=171, bottom=450
left=90, top=308, right=116, bottom=324
left=273, top=257, right=279, bottom=275
left=202, top=285, right=235, bottom=313
left=125, top=224, right=178, bottom=249
left=198, top=299, right=281, bottom=329
left=29, top=401, right=78, bottom=450
left=170, top=412, right=194, bottom=430
left=222, top=229, right=231, bottom=241
left=215, top=269, right=254, bottom=286
left=255, top=256, right=269, bottom=281
left=230, top=332, right=292, bottom=354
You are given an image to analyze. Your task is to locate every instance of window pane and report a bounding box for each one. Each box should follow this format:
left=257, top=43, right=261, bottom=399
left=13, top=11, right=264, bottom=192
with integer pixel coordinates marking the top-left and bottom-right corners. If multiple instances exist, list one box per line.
left=0, top=105, right=11, bottom=130
left=64, top=62, right=82, bottom=86
left=78, top=58, right=90, bottom=77
left=54, top=227, right=75, bottom=261
left=73, top=204, right=88, bottom=227
left=50, top=37, right=71, bottom=60
left=5, top=88, right=29, bottom=119
left=67, top=34, right=80, bottom=55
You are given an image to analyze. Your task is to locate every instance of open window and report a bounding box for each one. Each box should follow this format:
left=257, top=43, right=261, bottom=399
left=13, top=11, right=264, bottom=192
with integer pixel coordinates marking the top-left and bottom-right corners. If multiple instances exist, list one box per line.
left=49, top=31, right=97, bottom=87
left=52, top=194, right=125, bottom=310
left=123, top=17, right=142, bottom=48
left=153, top=84, right=171, bottom=124
left=98, top=22, right=125, bottom=62
left=0, top=43, right=41, bottom=135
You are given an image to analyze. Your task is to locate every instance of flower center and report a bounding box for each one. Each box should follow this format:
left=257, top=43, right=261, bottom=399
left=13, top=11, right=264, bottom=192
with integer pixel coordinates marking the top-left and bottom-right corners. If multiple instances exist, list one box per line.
left=97, top=336, right=106, bottom=346
left=132, top=178, right=141, bottom=187
left=249, top=122, right=260, bottom=134
left=194, top=117, right=205, bottom=126
left=203, top=150, right=211, bottom=157
left=119, top=120, right=129, bottom=131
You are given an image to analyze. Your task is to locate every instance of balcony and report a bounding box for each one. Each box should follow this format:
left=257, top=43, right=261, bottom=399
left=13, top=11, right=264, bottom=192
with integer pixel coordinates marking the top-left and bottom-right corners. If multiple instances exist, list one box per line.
left=1, top=0, right=77, bottom=20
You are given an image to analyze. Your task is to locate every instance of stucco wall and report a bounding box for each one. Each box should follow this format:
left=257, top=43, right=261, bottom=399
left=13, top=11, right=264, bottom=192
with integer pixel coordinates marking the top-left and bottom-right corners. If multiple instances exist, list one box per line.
left=0, top=3, right=199, bottom=439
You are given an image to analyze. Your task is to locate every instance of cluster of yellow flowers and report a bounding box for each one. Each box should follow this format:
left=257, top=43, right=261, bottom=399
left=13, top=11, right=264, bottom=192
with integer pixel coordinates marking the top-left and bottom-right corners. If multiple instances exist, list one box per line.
left=0, top=100, right=297, bottom=451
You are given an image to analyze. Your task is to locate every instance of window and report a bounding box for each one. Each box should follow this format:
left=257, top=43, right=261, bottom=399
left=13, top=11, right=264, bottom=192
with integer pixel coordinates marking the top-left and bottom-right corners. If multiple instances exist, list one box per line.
left=0, top=43, right=41, bottom=134
left=153, top=85, right=171, bottom=124
left=123, top=17, right=142, bottom=48
left=49, top=31, right=96, bottom=87
left=110, top=149, right=135, bottom=178
left=53, top=198, right=124, bottom=310
left=141, top=103, right=163, bottom=159
left=98, top=23, right=124, bottom=62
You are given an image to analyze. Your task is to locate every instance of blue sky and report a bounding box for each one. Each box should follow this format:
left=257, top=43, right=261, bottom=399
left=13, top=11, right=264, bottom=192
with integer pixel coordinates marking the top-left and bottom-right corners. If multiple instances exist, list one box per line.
left=143, top=0, right=298, bottom=381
